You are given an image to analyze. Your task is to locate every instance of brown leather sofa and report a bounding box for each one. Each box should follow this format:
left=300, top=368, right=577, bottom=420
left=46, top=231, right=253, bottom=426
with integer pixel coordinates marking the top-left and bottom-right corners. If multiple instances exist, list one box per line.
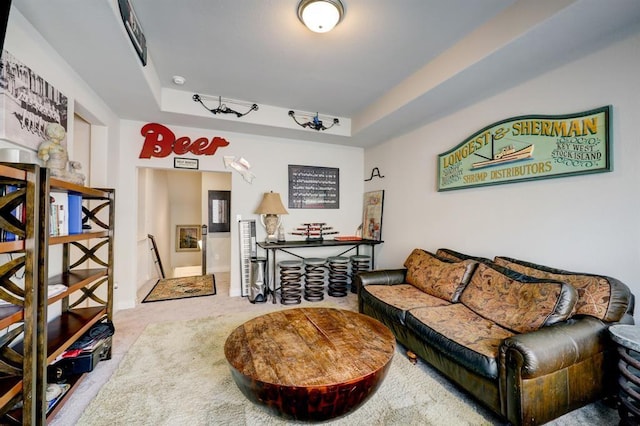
left=357, top=248, right=634, bottom=426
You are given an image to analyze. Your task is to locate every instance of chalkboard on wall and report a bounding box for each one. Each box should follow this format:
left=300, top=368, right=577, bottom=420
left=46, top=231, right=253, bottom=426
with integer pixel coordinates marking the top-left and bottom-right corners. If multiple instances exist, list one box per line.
left=288, top=165, right=339, bottom=209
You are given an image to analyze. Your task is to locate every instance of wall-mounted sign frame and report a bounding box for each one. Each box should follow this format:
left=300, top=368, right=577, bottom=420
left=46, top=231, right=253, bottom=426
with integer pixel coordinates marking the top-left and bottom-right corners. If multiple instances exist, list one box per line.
left=288, top=165, right=339, bottom=209
left=174, top=157, right=199, bottom=170
left=118, top=0, right=147, bottom=66
left=437, top=106, right=612, bottom=191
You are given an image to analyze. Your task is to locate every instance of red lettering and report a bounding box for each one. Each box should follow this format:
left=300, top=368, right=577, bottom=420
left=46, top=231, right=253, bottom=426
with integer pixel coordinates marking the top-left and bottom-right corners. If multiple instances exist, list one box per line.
left=139, top=123, right=175, bottom=158
left=190, top=137, right=210, bottom=155
left=173, top=136, right=191, bottom=155
left=138, top=123, right=230, bottom=159
left=201, top=137, right=230, bottom=155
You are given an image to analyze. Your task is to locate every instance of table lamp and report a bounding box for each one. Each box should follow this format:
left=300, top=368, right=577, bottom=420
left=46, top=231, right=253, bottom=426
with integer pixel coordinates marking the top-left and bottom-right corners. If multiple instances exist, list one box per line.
left=255, top=191, right=288, bottom=242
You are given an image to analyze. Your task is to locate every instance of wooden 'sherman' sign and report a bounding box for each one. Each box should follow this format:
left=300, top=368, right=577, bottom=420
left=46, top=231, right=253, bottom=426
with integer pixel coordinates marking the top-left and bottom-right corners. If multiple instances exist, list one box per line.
left=437, top=106, right=611, bottom=191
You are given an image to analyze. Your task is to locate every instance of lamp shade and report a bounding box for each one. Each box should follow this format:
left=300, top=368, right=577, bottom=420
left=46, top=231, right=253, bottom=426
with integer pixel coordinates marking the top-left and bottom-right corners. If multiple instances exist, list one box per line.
left=297, top=0, right=344, bottom=33
left=255, top=192, right=289, bottom=215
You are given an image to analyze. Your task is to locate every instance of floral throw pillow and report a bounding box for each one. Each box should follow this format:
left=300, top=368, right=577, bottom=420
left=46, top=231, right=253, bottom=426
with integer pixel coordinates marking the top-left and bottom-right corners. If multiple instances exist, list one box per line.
left=494, top=256, right=631, bottom=322
left=403, top=249, right=477, bottom=302
left=460, top=263, right=577, bottom=333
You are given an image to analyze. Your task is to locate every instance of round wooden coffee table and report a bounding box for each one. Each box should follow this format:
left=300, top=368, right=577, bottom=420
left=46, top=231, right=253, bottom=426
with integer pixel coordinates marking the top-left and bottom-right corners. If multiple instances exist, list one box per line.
left=224, top=307, right=395, bottom=421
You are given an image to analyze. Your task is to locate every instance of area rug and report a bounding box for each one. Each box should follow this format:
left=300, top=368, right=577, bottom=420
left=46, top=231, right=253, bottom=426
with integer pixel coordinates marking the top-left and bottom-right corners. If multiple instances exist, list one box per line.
left=76, top=311, right=495, bottom=425
left=142, top=274, right=216, bottom=303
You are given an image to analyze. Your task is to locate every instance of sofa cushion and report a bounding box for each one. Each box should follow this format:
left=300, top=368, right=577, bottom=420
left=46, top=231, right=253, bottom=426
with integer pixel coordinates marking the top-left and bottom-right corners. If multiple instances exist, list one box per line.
left=361, top=284, right=451, bottom=324
left=494, top=256, right=631, bottom=322
left=459, top=263, right=577, bottom=334
left=405, top=304, right=515, bottom=379
left=434, top=248, right=466, bottom=262
left=403, top=249, right=478, bottom=302
left=435, top=248, right=492, bottom=264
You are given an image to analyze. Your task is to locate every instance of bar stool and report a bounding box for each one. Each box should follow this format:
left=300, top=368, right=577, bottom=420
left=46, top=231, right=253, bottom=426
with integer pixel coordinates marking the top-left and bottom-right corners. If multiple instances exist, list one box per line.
left=609, top=325, right=640, bottom=425
left=350, top=255, right=371, bottom=294
left=327, top=256, right=350, bottom=297
left=304, top=258, right=326, bottom=301
left=279, top=260, right=303, bottom=305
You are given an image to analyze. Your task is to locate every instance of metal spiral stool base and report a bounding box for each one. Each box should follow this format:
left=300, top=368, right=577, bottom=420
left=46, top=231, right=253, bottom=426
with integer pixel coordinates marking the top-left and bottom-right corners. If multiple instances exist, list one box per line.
left=349, top=255, right=371, bottom=294
left=327, top=256, right=350, bottom=297
left=610, top=325, right=640, bottom=426
left=617, top=347, right=640, bottom=425
left=304, top=258, right=326, bottom=302
left=279, top=260, right=303, bottom=305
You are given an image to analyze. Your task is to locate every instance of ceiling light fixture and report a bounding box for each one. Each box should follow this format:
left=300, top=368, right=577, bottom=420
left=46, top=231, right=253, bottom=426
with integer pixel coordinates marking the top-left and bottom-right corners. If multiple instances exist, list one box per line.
left=172, top=75, right=186, bottom=85
left=297, top=0, right=344, bottom=33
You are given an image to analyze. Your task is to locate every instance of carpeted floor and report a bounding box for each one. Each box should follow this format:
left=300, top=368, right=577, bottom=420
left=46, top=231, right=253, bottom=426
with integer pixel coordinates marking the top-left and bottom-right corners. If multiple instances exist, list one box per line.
left=142, top=274, right=216, bottom=303
left=75, top=311, right=493, bottom=425
left=49, top=273, right=621, bottom=425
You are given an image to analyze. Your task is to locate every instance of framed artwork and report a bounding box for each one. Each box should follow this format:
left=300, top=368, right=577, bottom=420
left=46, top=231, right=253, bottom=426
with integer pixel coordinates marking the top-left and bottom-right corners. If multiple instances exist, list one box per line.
left=118, top=0, right=147, bottom=66
left=362, top=190, right=384, bottom=241
left=0, top=50, right=69, bottom=150
left=176, top=225, right=201, bottom=252
left=208, top=190, right=231, bottom=233
left=288, top=165, right=339, bottom=209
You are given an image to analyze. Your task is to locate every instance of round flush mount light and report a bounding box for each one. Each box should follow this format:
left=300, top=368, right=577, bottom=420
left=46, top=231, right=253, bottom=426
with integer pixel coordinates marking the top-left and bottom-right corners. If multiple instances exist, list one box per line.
left=297, top=0, right=344, bottom=33
left=172, top=75, right=186, bottom=85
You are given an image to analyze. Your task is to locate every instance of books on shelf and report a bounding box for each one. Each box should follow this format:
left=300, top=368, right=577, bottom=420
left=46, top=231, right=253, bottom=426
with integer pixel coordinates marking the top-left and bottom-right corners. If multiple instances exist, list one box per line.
left=0, top=285, right=67, bottom=306
left=48, top=284, right=67, bottom=299
left=2, top=185, right=84, bottom=241
left=50, top=192, right=83, bottom=236
left=1, top=184, right=24, bottom=242
left=68, top=194, right=83, bottom=234
left=50, top=192, right=68, bottom=236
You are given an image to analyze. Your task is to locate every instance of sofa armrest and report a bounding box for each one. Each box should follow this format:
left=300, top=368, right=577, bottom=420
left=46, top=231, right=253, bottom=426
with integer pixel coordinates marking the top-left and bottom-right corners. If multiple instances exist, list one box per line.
left=355, top=269, right=407, bottom=288
left=500, top=316, right=609, bottom=378
left=499, top=317, right=617, bottom=425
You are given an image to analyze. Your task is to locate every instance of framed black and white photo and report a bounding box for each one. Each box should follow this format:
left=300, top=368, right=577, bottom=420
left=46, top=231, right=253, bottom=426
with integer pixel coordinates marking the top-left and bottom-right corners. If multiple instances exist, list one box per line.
left=0, top=50, right=68, bottom=150
left=208, top=190, right=231, bottom=233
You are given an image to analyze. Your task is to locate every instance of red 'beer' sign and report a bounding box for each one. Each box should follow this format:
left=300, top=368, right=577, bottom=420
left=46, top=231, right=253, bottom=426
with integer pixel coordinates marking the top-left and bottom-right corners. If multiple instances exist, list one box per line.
left=139, top=123, right=229, bottom=158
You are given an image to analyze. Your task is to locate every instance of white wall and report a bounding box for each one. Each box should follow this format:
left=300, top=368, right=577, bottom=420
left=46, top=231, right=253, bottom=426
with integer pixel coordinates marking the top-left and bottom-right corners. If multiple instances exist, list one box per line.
left=365, top=26, right=640, bottom=297
left=166, top=170, right=202, bottom=270
left=201, top=172, right=232, bottom=273
left=3, top=9, right=122, bottom=305
left=72, top=114, right=91, bottom=183
left=120, top=120, right=364, bottom=308
left=137, top=168, right=172, bottom=286
left=3, top=9, right=118, bottom=174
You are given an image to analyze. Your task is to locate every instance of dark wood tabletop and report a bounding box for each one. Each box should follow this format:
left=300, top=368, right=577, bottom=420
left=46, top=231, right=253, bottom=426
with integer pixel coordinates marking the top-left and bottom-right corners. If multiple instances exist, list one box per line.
left=224, top=307, right=395, bottom=420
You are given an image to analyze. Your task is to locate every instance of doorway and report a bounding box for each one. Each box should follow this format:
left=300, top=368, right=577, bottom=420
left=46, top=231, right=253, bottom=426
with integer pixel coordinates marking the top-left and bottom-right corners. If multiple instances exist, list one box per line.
left=136, top=167, right=232, bottom=296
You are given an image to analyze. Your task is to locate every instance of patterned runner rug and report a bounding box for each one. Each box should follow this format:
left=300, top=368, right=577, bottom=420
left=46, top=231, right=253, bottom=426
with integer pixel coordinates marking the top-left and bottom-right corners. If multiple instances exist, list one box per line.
left=142, top=274, right=216, bottom=303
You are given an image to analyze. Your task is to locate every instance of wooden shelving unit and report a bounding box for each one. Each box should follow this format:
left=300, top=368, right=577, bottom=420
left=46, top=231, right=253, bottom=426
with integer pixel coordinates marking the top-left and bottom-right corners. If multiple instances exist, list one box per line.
left=0, top=163, right=115, bottom=424
left=0, top=163, right=41, bottom=424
